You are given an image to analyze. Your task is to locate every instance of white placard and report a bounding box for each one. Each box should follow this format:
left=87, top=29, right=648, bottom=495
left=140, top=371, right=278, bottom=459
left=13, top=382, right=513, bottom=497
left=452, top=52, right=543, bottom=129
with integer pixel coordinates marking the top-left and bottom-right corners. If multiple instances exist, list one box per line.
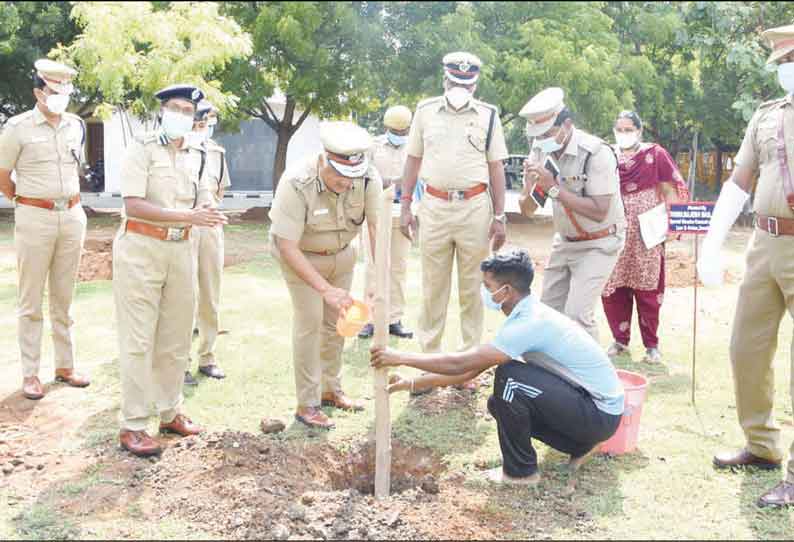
left=638, top=202, right=668, bottom=249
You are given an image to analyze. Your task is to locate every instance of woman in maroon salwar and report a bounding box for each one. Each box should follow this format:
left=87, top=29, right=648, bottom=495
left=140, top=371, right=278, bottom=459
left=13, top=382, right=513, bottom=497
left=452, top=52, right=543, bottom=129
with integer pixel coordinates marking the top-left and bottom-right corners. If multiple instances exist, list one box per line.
left=602, top=111, right=689, bottom=364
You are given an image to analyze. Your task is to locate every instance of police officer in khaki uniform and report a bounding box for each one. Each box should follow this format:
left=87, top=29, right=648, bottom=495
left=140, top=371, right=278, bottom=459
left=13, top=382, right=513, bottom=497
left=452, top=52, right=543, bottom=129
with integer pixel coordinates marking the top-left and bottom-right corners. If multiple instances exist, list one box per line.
left=358, top=105, right=414, bottom=340
left=184, top=100, right=231, bottom=385
left=703, top=25, right=794, bottom=507
left=0, top=59, right=91, bottom=400
left=114, top=84, right=228, bottom=457
left=400, top=52, right=509, bottom=381
left=270, top=121, right=383, bottom=429
left=519, top=87, right=625, bottom=340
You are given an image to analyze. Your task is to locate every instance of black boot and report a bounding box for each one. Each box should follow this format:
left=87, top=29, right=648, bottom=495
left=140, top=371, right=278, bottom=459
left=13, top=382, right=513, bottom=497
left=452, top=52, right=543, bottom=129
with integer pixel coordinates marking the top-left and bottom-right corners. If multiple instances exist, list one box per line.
left=388, top=321, right=414, bottom=339
left=184, top=371, right=198, bottom=386
left=358, top=323, right=374, bottom=339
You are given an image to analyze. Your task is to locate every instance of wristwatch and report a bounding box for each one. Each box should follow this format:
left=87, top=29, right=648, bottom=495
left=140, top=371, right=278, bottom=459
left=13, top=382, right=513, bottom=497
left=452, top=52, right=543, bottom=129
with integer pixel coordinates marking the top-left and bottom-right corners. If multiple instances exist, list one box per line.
left=547, top=184, right=561, bottom=199
left=493, top=213, right=507, bottom=224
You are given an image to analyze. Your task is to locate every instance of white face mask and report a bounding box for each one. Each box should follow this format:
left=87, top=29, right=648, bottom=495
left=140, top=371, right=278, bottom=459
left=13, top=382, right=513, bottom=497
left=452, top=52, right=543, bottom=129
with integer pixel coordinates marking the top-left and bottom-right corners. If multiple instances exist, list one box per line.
left=445, top=86, right=471, bottom=110
left=614, top=130, right=639, bottom=149
left=161, top=109, right=195, bottom=140
left=45, top=93, right=70, bottom=115
left=778, top=62, right=794, bottom=94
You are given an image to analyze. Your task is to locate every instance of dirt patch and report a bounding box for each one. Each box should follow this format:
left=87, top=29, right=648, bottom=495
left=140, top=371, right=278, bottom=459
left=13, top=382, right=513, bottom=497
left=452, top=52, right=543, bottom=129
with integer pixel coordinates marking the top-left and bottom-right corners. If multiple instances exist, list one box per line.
left=78, top=238, right=113, bottom=282
left=120, top=430, right=502, bottom=540
left=665, top=250, right=739, bottom=288
left=236, top=206, right=271, bottom=223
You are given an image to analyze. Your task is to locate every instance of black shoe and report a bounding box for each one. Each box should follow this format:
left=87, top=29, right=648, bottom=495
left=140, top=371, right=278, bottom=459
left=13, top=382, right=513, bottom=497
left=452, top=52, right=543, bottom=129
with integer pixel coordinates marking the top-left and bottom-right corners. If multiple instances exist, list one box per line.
left=184, top=371, right=198, bottom=386
left=198, top=364, right=226, bottom=379
left=358, top=323, right=374, bottom=339
left=389, top=321, right=414, bottom=339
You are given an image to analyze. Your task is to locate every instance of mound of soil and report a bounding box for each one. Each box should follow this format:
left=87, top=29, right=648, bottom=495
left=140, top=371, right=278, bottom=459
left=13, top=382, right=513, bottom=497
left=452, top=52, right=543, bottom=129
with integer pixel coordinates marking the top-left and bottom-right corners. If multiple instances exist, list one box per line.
left=135, top=430, right=499, bottom=540
left=78, top=238, right=113, bottom=282
left=665, top=250, right=739, bottom=288
left=237, top=206, right=270, bottom=223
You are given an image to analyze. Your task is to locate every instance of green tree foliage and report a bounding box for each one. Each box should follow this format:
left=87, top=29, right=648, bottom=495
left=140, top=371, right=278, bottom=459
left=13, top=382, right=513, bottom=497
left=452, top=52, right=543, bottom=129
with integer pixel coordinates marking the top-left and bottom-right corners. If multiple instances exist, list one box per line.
left=220, top=1, right=388, bottom=188
left=53, top=1, right=251, bottom=121
left=0, top=2, right=79, bottom=122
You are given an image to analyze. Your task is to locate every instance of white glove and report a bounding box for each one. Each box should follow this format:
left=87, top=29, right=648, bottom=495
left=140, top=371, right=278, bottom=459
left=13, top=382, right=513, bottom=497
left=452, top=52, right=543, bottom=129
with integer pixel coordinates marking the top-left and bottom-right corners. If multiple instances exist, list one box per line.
left=696, top=181, right=749, bottom=287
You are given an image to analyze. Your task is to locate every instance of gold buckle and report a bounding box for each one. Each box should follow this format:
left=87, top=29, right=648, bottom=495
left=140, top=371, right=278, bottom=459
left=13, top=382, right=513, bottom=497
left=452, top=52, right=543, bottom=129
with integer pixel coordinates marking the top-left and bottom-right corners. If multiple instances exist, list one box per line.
left=52, top=199, right=68, bottom=211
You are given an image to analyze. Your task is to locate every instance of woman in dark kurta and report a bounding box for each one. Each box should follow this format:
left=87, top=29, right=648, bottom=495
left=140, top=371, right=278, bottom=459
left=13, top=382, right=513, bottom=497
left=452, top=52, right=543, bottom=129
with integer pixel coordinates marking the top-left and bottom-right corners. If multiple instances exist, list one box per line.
left=602, top=111, right=688, bottom=364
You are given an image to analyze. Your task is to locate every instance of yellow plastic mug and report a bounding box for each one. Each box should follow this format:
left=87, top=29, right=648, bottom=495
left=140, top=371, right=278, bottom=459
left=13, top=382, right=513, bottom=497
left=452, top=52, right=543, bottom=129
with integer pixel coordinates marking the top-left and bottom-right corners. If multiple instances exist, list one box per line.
left=336, top=300, right=371, bottom=337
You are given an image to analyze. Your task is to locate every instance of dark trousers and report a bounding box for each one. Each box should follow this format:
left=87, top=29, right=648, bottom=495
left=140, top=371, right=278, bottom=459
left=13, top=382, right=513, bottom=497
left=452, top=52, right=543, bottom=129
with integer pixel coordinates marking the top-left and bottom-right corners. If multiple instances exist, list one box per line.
left=488, top=360, right=622, bottom=477
left=602, top=255, right=666, bottom=349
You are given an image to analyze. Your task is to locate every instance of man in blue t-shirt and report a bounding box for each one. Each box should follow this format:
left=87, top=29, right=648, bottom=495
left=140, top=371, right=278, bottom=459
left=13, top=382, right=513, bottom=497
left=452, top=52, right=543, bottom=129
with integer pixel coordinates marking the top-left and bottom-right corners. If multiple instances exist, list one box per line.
left=371, top=249, right=624, bottom=484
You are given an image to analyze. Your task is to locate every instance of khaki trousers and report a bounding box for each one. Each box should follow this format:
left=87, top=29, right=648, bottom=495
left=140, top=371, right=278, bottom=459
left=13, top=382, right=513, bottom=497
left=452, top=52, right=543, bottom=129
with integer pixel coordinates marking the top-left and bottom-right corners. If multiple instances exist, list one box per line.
left=191, top=225, right=224, bottom=366
left=417, top=191, right=491, bottom=352
left=729, top=229, right=794, bottom=482
left=279, top=245, right=355, bottom=408
left=364, top=216, right=411, bottom=324
left=14, top=203, right=86, bottom=378
left=113, top=229, right=194, bottom=431
left=541, top=233, right=624, bottom=340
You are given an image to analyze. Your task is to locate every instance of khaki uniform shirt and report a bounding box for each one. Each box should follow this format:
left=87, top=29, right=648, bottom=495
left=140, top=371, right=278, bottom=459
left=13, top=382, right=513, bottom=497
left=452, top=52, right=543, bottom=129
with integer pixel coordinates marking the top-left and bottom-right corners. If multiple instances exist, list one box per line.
left=534, top=128, right=624, bottom=239
left=406, top=96, right=509, bottom=190
left=269, top=153, right=383, bottom=254
left=197, top=139, right=231, bottom=207
left=735, top=95, right=794, bottom=219
left=371, top=134, right=406, bottom=187
left=119, top=132, right=205, bottom=228
left=0, top=106, right=84, bottom=199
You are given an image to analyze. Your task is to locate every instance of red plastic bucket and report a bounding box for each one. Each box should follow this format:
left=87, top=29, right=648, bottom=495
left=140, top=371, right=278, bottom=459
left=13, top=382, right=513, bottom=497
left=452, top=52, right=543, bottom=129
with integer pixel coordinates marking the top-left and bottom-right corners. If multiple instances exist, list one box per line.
left=598, top=370, right=649, bottom=455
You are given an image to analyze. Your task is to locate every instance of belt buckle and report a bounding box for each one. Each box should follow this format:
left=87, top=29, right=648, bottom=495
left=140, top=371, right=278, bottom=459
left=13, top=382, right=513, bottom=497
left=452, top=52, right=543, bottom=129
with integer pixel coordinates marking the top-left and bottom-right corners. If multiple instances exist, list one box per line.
left=767, top=217, right=779, bottom=237
left=449, top=190, right=466, bottom=201
left=166, top=227, right=184, bottom=241
left=52, top=199, right=67, bottom=211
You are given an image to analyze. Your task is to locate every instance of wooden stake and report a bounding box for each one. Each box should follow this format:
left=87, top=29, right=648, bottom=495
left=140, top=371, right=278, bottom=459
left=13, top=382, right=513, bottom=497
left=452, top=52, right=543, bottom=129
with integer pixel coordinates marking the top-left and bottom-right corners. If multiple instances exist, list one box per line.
left=373, top=185, right=394, bottom=499
left=691, top=236, right=699, bottom=405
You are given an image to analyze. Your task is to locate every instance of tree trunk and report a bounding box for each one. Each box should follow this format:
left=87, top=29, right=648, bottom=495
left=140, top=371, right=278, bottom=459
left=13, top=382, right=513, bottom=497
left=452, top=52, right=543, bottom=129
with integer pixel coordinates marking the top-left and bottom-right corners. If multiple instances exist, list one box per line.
left=271, top=99, right=296, bottom=192
left=714, top=146, right=724, bottom=190
left=273, top=128, right=291, bottom=191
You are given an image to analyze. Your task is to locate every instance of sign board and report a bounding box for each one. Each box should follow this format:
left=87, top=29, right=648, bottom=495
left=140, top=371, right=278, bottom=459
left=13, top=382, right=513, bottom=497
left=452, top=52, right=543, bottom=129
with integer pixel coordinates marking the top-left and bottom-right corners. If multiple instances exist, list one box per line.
left=668, top=202, right=715, bottom=234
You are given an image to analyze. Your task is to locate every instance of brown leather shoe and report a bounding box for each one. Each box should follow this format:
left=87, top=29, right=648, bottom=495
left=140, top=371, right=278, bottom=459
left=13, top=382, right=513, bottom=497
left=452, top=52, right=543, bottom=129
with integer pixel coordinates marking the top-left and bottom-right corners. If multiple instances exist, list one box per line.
left=713, top=449, right=781, bottom=470
left=159, top=414, right=204, bottom=437
left=119, top=430, right=162, bottom=457
left=54, top=369, right=91, bottom=388
left=321, top=391, right=364, bottom=412
left=295, top=407, right=335, bottom=429
left=22, top=376, right=44, bottom=400
left=758, top=481, right=794, bottom=507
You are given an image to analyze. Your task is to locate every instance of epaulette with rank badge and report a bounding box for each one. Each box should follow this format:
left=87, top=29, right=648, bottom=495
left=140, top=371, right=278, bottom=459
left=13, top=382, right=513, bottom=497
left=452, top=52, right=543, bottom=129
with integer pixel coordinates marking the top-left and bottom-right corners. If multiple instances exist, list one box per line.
left=5, top=110, right=33, bottom=127
left=416, top=96, right=445, bottom=111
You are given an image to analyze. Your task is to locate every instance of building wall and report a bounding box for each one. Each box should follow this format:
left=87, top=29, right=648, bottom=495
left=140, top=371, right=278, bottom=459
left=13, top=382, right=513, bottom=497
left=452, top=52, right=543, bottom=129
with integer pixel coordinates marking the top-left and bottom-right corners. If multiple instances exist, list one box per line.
left=102, top=101, right=322, bottom=193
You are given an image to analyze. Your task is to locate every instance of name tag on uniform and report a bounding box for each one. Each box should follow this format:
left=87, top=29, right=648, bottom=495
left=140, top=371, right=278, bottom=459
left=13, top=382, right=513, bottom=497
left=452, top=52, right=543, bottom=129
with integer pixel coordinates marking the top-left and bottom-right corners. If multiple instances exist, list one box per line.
left=313, top=208, right=329, bottom=216
left=152, top=161, right=170, bottom=168
left=30, top=136, right=48, bottom=144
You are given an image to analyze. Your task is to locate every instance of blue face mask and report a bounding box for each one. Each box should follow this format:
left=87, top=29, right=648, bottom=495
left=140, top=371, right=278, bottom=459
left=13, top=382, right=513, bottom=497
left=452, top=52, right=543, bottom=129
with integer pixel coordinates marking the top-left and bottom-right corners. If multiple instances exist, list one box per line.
left=534, top=132, right=563, bottom=154
left=481, top=283, right=507, bottom=311
left=207, top=125, right=215, bottom=139
left=387, top=131, right=407, bottom=147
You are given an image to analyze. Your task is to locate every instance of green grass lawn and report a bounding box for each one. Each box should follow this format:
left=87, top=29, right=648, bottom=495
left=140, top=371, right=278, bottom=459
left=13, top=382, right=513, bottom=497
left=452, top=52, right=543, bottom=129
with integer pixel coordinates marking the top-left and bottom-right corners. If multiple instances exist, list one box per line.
left=0, top=215, right=793, bottom=539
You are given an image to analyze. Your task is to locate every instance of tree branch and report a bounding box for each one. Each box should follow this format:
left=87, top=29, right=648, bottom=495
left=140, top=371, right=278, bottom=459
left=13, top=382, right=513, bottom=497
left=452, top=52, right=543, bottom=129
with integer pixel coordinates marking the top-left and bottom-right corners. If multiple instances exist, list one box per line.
left=263, top=98, right=282, bottom=128
left=290, top=98, right=317, bottom=136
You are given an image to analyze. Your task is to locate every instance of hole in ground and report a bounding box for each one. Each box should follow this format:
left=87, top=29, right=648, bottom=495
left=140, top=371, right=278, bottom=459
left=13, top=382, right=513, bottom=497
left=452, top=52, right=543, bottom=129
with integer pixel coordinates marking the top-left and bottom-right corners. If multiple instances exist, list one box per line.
left=327, top=442, right=445, bottom=495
